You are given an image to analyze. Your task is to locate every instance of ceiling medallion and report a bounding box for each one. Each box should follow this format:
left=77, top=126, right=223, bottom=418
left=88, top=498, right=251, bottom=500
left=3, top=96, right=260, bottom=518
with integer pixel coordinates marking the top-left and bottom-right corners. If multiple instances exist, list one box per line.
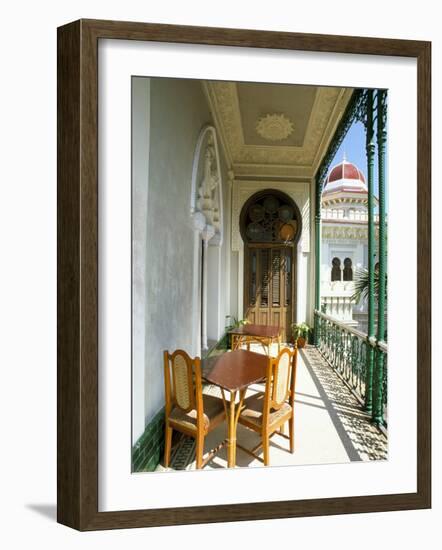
left=255, top=113, right=295, bottom=142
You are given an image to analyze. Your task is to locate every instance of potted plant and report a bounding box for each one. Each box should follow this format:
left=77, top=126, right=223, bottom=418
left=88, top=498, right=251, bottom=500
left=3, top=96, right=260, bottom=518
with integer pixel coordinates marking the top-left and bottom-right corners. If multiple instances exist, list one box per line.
left=291, top=322, right=310, bottom=348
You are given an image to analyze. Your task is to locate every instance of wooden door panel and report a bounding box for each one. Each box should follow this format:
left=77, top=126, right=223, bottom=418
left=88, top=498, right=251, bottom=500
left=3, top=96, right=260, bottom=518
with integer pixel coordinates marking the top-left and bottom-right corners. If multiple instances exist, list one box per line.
left=244, top=246, right=294, bottom=341
left=260, top=310, right=268, bottom=325
left=272, top=311, right=281, bottom=327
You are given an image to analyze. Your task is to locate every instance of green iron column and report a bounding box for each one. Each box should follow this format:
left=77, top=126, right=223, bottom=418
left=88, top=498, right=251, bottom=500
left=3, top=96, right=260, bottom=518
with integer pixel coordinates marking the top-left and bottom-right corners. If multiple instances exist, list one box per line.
left=373, top=90, right=387, bottom=425
left=365, top=90, right=376, bottom=414
left=314, top=177, right=321, bottom=345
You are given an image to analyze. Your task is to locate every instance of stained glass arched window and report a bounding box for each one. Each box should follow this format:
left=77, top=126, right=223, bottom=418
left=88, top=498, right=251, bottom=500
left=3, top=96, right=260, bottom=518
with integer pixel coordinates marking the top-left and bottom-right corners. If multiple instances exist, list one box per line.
left=240, top=191, right=300, bottom=244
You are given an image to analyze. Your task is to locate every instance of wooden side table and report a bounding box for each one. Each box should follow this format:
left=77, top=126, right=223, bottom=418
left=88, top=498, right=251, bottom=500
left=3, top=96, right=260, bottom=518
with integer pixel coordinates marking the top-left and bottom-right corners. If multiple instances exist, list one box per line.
left=228, top=324, right=282, bottom=355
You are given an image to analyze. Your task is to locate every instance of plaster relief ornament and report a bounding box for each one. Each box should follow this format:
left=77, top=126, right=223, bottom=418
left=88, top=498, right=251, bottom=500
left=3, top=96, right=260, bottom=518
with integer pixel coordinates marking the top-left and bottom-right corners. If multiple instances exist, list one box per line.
left=255, top=113, right=295, bottom=142
left=197, top=135, right=220, bottom=231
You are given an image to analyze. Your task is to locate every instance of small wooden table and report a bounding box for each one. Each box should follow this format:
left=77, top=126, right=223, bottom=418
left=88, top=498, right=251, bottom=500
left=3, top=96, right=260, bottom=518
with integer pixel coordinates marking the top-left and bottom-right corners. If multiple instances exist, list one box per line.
left=228, top=324, right=282, bottom=355
left=203, top=349, right=268, bottom=468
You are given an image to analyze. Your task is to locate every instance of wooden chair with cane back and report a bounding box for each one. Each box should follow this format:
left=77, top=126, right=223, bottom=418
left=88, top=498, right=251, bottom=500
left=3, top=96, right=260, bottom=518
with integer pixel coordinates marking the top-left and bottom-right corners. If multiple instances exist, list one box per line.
left=236, top=346, right=298, bottom=466
left=163, top=349, right=226, bottom=469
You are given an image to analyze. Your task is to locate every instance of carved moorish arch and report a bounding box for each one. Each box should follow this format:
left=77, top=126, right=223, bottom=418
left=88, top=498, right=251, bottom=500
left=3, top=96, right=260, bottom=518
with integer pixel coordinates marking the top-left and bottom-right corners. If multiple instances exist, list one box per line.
left=190, top=126, right=224, bottom=352
left=239, top=189, right=302, bottom=340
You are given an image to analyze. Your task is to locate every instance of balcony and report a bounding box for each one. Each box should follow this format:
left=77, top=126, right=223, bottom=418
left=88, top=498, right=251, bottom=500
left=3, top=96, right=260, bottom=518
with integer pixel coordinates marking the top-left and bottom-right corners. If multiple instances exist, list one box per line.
left=157, top=323, right=388, bottom=471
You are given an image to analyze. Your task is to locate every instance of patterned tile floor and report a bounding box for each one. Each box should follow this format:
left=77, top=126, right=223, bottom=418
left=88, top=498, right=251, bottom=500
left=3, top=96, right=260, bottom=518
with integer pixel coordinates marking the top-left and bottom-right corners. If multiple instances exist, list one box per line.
left=157, top=344, right=387, bottom=471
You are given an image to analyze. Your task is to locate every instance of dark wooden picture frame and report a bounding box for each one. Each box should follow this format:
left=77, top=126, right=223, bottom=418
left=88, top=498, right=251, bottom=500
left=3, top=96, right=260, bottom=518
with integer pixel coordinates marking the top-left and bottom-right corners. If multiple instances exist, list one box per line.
left=57, top=18, right=431, bottom=531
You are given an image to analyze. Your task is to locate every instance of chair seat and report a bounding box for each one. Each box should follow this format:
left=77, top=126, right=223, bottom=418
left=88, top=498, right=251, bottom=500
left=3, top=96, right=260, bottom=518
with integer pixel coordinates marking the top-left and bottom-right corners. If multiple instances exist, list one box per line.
left=169, top=394, right=225, bottom=433
left=238, top=391, right=291, bottom=430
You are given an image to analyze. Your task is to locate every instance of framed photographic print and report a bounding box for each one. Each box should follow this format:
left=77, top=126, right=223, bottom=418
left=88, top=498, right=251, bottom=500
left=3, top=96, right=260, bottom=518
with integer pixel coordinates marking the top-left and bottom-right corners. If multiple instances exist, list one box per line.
left=57, top=19, right=431, bottom=530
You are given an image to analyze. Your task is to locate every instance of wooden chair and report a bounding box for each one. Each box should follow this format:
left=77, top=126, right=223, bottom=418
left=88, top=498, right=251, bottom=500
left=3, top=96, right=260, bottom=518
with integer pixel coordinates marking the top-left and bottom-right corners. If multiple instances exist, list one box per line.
left=163, top=349, right=226, bottom=469
left=237, top=347, right=298, bottom=466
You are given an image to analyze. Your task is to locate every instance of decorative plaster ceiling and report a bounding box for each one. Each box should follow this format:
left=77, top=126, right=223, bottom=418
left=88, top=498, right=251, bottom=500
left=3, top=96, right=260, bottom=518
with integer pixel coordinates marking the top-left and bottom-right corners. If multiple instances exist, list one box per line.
left=238, top=82, right=315, bottom=146
left=255, top=113, right=295, bottom=142
left=203, top=81, right=354, bottom=180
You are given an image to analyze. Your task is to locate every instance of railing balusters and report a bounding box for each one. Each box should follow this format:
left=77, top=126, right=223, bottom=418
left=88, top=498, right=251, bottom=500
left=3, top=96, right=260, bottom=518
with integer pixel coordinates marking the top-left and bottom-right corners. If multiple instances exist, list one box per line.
left=314, top=310, right=388, bottom=427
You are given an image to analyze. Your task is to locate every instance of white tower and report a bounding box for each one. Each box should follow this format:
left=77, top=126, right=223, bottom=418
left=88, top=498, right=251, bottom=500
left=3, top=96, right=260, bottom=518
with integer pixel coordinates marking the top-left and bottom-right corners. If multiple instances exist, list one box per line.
left=320, top=155, right=378, bottom=326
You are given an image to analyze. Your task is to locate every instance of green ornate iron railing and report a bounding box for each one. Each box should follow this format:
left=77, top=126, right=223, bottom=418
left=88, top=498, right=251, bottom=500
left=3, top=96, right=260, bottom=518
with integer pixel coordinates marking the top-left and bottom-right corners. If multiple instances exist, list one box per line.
left=314, top=89, right=366, bottom=346
left=315, top=310, right=388, bottom=427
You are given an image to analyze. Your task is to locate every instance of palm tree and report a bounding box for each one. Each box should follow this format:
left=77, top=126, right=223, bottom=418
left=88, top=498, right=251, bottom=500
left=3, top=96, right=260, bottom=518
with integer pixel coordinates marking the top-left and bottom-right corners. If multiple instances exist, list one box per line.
left=351, top=266, right=387, bottom=304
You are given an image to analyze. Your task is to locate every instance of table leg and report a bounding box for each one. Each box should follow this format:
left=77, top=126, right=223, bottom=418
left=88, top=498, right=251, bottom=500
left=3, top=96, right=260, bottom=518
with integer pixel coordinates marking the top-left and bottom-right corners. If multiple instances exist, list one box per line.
left=226, top=389, right=246, bottom=468
left=227, top=391, right=237, bottom=467
left=232, top=335, right=242, bottom=350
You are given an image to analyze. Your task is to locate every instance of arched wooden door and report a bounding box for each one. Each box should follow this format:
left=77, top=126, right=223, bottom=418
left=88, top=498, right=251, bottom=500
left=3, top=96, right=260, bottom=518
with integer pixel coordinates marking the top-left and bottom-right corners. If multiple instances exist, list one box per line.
left=241, top=190, right=301, bottom=342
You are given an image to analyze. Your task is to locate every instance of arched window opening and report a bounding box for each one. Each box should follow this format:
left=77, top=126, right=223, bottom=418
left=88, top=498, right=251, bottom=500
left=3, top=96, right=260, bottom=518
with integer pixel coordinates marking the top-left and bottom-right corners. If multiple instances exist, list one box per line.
left=343, top=257, right=353, bottom=281
left=331, top=257, right=342, bottom=281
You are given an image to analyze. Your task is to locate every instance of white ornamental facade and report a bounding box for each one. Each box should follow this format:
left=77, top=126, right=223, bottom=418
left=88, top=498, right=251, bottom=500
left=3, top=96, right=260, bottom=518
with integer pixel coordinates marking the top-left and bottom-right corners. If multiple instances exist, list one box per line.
left=321, top=156, right=379, bottom=328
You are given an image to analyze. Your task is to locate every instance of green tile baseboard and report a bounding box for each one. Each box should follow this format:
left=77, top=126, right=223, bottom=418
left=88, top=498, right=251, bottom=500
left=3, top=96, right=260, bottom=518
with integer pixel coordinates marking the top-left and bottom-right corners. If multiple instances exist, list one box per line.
left=132, top=408, right=165, bottom=472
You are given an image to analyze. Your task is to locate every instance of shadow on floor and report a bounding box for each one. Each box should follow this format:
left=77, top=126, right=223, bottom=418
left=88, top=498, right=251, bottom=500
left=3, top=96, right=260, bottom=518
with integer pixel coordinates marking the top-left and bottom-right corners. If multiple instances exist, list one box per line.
left=300, top=347, right=387, bottom=461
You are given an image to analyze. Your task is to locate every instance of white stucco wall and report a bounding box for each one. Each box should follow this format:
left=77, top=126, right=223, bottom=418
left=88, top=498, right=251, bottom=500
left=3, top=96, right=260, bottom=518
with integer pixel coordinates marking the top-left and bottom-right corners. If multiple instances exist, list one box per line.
left=132, top=78, right=150, bottom=442
left=132, top=78, right=231, bottom=442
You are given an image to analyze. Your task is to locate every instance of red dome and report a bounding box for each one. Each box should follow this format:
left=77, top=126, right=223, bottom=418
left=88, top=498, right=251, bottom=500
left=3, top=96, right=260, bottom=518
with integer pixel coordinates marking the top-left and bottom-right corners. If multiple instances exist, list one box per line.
left=327, top=160, right=366, bottom=185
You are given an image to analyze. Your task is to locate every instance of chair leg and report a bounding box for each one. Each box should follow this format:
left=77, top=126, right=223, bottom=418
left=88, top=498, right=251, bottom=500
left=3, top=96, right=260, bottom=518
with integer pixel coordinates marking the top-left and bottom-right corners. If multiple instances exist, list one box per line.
left=289, top=416, right=295, bottom=453
left=164, top=424, right=173, bottom=467
left=196, top=432, right=204, bottom=469
left=263, top=432, right=270, bottom=466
